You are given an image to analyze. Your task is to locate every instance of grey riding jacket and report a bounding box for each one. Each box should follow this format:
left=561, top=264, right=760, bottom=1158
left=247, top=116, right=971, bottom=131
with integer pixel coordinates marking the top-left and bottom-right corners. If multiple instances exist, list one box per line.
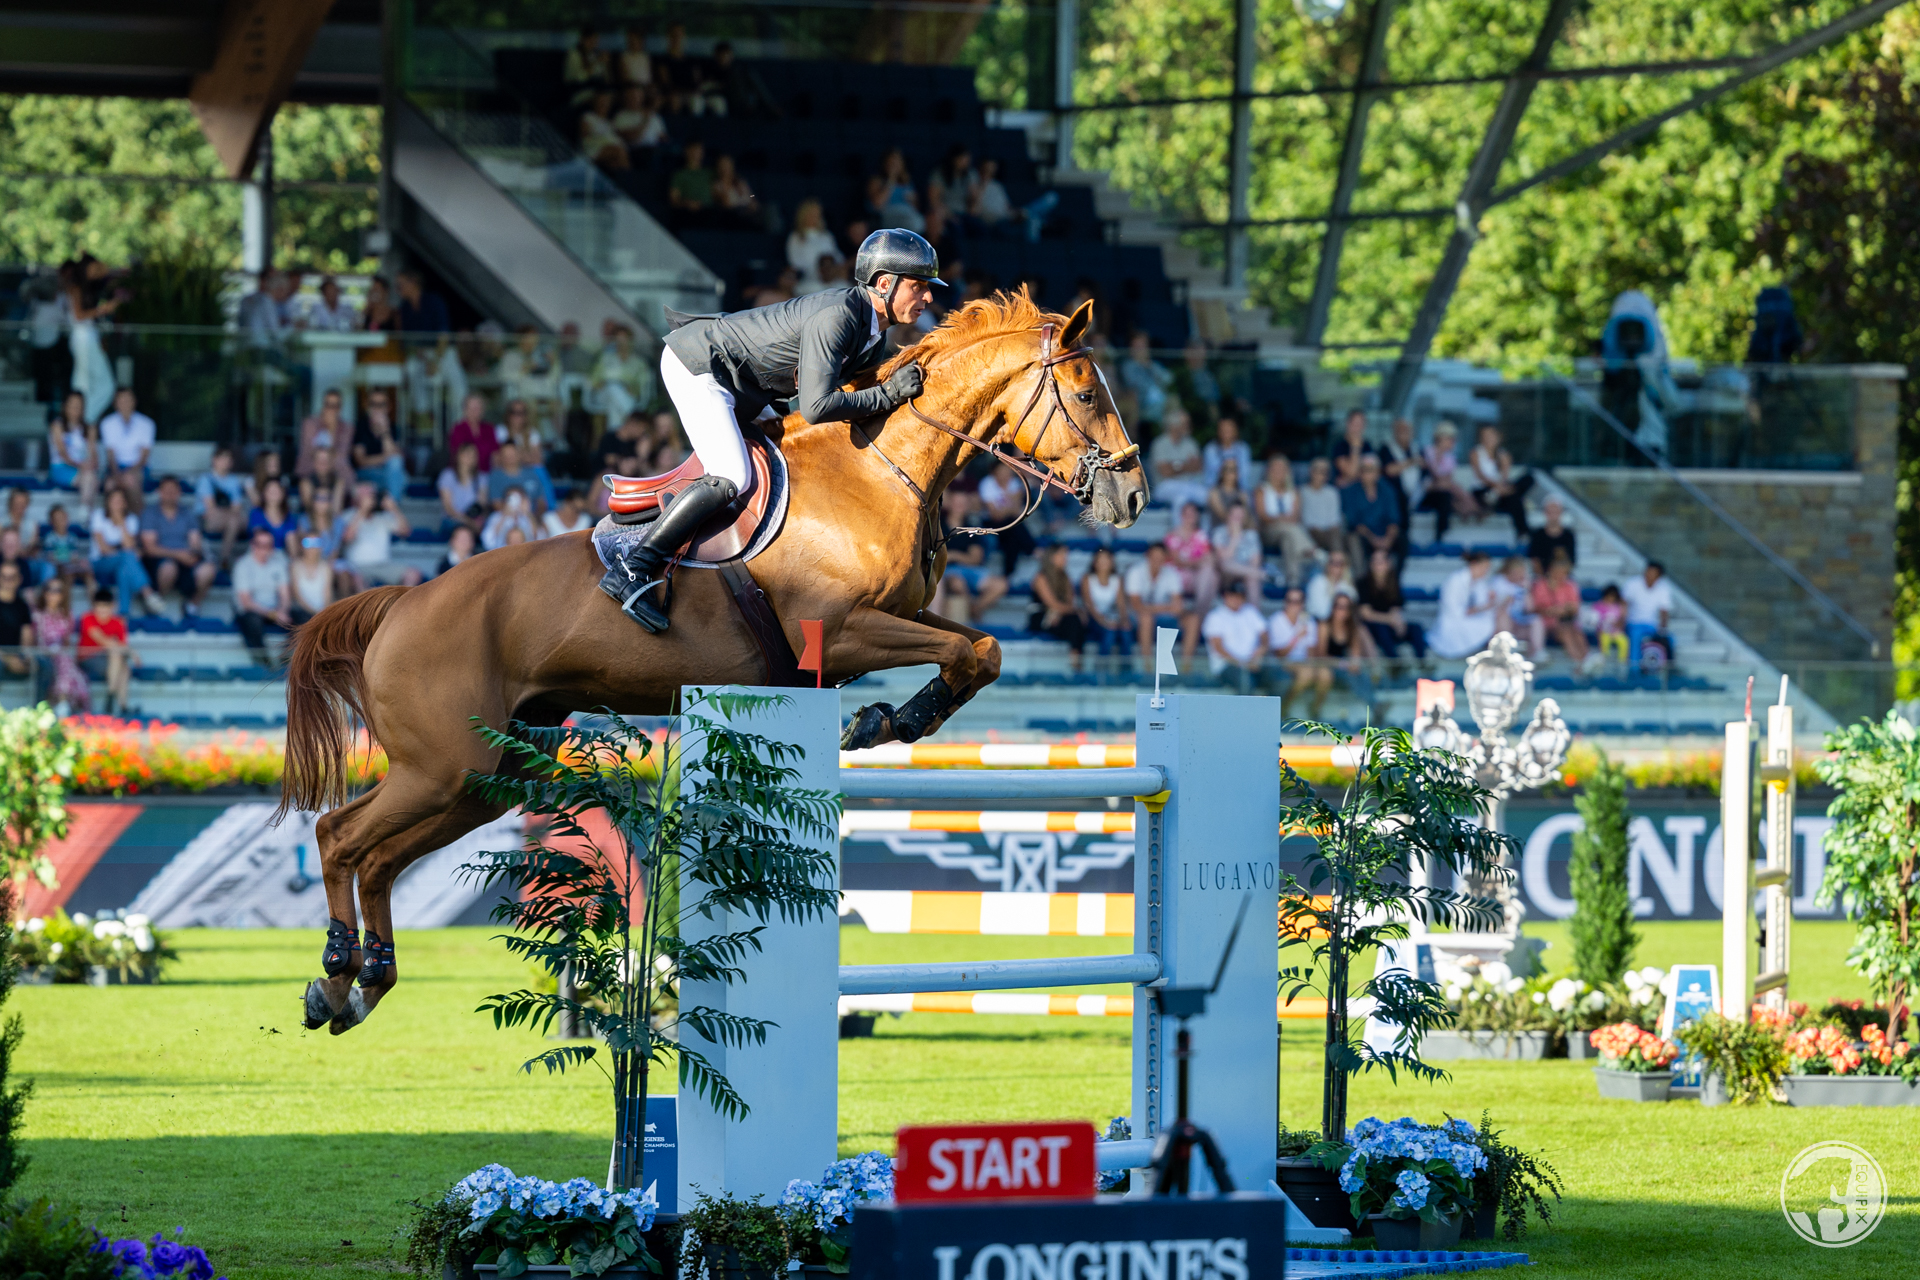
left=664, top=287, right=900, bottom=423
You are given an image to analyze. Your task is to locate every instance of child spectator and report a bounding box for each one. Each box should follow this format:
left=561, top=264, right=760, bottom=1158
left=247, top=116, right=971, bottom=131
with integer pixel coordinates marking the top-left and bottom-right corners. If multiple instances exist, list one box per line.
left=1299, top=456, right=1345, bottom=556
left=1593, top=583, right=1629, bottom=667
left=77, top=586, right=135, bottom=714
left=231, top=527, right=293, bottom=666
left=38, top=504, right=88, bottom=588
left=1202, top=581, right=1268, bottom=695
left=1268, top=586, right=1327, bottom=717
left=141, top=475, right=215, bottom=615
left=339, top=481, right=423, bottom=591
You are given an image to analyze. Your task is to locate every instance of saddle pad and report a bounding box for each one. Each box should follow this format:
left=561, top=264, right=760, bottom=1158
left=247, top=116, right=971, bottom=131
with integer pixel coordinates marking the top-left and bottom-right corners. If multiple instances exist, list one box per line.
left=592, top=437, right=790, bottom=571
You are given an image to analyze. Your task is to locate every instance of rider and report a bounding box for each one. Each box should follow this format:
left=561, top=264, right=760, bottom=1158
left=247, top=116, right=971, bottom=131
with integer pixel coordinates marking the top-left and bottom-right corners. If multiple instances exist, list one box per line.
left=601, top=228, right=945, bottom=631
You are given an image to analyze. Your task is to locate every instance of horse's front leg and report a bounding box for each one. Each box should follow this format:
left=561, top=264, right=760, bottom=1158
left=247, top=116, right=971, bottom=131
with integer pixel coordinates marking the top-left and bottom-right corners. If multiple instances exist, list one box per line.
left=836, top=606, right=994, bottom=750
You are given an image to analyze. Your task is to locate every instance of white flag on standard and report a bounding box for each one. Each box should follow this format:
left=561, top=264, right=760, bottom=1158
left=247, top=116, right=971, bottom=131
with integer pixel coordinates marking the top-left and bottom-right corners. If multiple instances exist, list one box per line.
left=1155, top=626, right=1179, bottom=675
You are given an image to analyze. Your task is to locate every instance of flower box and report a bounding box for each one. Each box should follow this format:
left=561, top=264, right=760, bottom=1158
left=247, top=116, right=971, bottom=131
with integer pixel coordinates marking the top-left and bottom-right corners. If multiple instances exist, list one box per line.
left=1782, top=1074, right=1920, bottom=1107
left=1459, top=1200, right=1498, bottom=1242
left=1699, top=1072, right=1728, bottom=1108
left=1420, top=1030, right=1550, bottom=1061
left=87, top=964, right=157, bottom=986
left=16, top=966, right=53, bottom=986
left=1564, top=1031, right=1597, bottom=1061
left=1593, top=1067, right=1671, bottom=1102
left=1365, top=1211, right=1462, bottom=1251
left=1273, top=1159, right=1355, bottom=1231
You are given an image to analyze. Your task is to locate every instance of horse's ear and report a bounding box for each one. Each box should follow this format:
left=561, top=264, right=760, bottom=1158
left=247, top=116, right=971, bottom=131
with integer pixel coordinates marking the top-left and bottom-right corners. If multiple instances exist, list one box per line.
left=1060, top=299, right=1096, bottom=349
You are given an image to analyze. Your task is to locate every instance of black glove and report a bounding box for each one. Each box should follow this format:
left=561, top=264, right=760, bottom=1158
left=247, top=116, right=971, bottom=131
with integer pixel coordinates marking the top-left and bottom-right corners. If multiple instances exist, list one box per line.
left=884, top=362, right=925, bottom=405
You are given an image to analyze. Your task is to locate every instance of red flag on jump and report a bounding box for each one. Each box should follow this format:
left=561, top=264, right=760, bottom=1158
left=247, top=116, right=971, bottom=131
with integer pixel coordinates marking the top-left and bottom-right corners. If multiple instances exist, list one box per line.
left=798, top=619, right=824, bottom=688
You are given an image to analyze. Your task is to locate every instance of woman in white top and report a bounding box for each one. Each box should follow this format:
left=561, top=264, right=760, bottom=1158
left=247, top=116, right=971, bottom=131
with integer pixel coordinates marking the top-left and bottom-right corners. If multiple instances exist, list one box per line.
left=47, top=391, right=99, bottom=510
left=1469, top=424, right=1535, bottom=541
left=1304, top=549, right=1357, bottom=621
left=1429, top=550, right=1500, bottom=659
left=89, top=486, right=162, bottom=614
left=579, top=92, right=629, bottom=170
left=1079, top=545, right=1133, bottom=659
left=1267, top=586, right=1329, bottom=717
left=289, top=533, right=334, bottom=620
left=1254, top=454, right=1317, bottom=587
left=1210, top=501, right=1264, bottom=598
left=786, top=200, right=841, bottom=291
left=617, top=28, right=651, bottom=86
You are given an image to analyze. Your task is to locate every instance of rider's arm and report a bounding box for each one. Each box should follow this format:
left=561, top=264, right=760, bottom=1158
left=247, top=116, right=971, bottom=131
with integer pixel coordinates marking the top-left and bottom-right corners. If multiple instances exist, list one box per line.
left=794, top=307, right=901, bottom=424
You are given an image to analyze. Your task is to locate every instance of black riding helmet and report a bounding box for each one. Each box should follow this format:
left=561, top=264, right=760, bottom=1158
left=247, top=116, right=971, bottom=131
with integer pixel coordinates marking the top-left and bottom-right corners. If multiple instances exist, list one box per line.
left=854, top=228, right=947, bottom=323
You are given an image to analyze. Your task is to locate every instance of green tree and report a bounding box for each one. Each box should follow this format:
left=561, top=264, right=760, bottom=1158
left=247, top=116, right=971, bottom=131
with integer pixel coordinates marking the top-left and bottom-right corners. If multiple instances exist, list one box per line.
left=0, top=706, right=77, bottom=887
left=1568, top=751, right=1638, bottom=988
left=1814, top=710, right=1920, bottom=1040
left=0, top=883, right=30, bottom=1195
left=462, top=691, right=840, bottom=1192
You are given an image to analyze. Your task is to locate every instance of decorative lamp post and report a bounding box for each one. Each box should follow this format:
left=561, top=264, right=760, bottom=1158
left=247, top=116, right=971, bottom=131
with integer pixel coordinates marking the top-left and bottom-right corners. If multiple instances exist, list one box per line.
left=1412, top=633, right=1571, bottom=949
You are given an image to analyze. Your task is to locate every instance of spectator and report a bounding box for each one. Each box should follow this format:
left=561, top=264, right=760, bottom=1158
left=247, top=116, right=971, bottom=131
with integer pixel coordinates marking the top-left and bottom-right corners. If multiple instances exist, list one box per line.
left=498, top=328, right=559, bottom=427
left=1379, top=417, right=1423, bottom=525
left=669, top=141, right=715, bottom=223
left=238, top=269, right=288, bottom=351
left=247, top=478, right=299, bottom=551
left=3, top=488, right=34, bottom=557
left=1176, top=340, right=1221, bottom=421
left=140, top=476, right=214, bottom=615
left=1418, top=420, right=1477, bottom=540
left=1126, top=541, right=1198, bottom=663
left=0, top=528, right=38, bottom=594
left=1355, top=548, right=1426, bottom=660
left=77, top=586, right=136, bottom=713
left=616, top=26, right=651, bottom=86
left=232, top=527, right=294, bottom=665
left=360, top=276, right=400, bottom=337
left=1492, top=556, right=1537, bottom=652
left=935, top=492, right=1006, bottom=626
left=1299, top=456, right=1345, bottom=556
left=488, top=442, right=555, bottom=517
left=1080, top=545, right=1132, bottom=659
left=353, top=389, right=411, bottom=496
left=1268, top=586, right=1327, bottom=717
left=816, top=254, right=852, bottom=290
left=307, top=275, right=356, bottom=332
left=32, top=576, right=87, bottom=712
left=580, top=91, right=631, bottom=170
left=711, top=153, right=761, bottom=228
left=1148, top=407, right=1207, bottom=512
left=24, top=271, right=70, bottom=410
left=301, top=446, right=350, bottom=518
left=448, top=394, right=500, bottom=475
left=929, top=146, right=978, bottom=225
left=1027, top=543, right=1087, bottom=668
left=245, top=448, right=283, bottom=510
left=297, top=388, right=358, bottom=486
left=436, top=524, right=478, bottom=576
left=704, top=42, right=775, bottom=117
left=598, top=410, right=650, bottom=475
left=970, top=157, right=1013, bottom=227
left=395, top=268, right=451, bottom=335
left=1531, top=552, right=1588, bottom=668
left=655, top=23, right=700, bottom=113
left=1329, top=409, right=1373, bottom=487
left=193, top=444, right=248, bottom=566
left=89, top=486, right=161, bottom=615
left=1526, top=497, right=1577, bottom=572
left=0, top=561, right=37, bottom=688
left=1621, top=560, right=1674, bottom=670
left=480, top=485, right=538, bottom=550
left=1469, top=424, right=1534, bottom=541
left=300, top=492, right=342, bottom=596
left=1119, top=332, right=1171, bottom=429
left=47, top=391, right=100, bottom=508
left=1305, top=548, right=1357, bottom=622
left=1203, top=581, right=1268, bottom=695
left=612, top=85, right=669, bottom=153
left=1593, top=583, right=1628, bottom=667
left=563, top=29, right=611, bottom=106
left=289, top=532, right=335, bottom=619
left=98, top=386, right=155, bottom=496
left=1341, top=454, right=1402, bottom=569
left=1211, top=501, right=1264, bottom=598
left=339, top=481, right=423, bottom=590
left=1316, top=593, right=1377, bottom=714
left=873, top=148, right=925, bottom=232
left=1254, top=455, right=1316, bottom=587
left=543, top=488, right=595, bottom=537
left=590, top=326, right=652, bottom=429
left=38, top=504, right=88, bottom=590
left=1429, top=549, right=1498, bottom=659
left=978, top=462, right=1036, bottom=575
left=1164, top=502, right=1219, bottom=616
left=64, top=254, right=124, bottom=421
left=1205, top=456, right=1246, bottom=527
left=787, top=200, right=842, bottom=292
left=1202, top=417, right=1253, bottom=492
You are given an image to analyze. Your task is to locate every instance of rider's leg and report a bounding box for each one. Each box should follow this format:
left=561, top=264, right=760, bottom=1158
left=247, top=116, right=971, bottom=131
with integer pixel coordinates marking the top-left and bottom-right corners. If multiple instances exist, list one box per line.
left=598, top=349, right=748, bottom=632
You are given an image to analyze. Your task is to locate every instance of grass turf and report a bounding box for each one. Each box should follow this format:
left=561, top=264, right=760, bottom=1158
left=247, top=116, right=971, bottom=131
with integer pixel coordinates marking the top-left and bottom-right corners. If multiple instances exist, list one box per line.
left=10, top=921, right=1917, bottom=1277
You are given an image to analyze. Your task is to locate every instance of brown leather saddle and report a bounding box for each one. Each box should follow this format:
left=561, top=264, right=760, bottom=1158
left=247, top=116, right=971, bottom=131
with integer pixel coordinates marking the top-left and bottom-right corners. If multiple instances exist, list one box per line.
left=601, top=433, right=787, bottom=565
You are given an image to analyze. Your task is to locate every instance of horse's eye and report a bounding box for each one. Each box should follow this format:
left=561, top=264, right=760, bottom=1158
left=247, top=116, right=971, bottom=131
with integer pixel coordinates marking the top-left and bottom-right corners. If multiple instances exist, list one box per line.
left=1077, top=391, right=1096, bottom=406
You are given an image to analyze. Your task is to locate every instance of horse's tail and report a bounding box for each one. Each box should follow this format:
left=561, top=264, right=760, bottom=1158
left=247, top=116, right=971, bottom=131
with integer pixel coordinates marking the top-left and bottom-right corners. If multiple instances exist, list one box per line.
left=278, top=585, right=411, bottom=821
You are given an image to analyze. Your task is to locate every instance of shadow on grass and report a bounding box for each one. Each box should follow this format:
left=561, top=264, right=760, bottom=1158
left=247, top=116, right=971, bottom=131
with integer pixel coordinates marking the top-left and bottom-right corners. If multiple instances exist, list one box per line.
left=1505, top=1197, right=1916, bottom=1277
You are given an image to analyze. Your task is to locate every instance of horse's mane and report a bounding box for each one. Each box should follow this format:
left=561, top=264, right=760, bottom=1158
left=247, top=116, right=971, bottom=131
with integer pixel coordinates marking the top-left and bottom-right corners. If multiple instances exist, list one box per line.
left=877, top=287, right=1064, bottom=378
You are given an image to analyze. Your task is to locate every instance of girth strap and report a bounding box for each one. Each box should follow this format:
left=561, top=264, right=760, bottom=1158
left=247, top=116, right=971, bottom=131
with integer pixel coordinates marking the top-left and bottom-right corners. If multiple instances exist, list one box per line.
left=718, top=557, right=809, bottom=687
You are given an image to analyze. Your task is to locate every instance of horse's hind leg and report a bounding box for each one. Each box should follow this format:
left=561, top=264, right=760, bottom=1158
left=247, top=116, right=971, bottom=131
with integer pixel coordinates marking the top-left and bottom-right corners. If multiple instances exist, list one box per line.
left=302, top=785, right=383, bottom=1029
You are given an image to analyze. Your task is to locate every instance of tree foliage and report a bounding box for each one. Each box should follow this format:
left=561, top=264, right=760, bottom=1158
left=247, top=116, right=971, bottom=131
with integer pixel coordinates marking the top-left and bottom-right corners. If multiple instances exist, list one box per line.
left=0, top=883, right=30, bottom=1197
left=0, top=705, right=76, bottom=887
left=1278, top=722, right=1516, bottom=1143
left=461, top=691, right=840, bottom=1192
left=1568, top=750, right=1638, bottom=988
left=1814, top=710, right=1920, bottom=1040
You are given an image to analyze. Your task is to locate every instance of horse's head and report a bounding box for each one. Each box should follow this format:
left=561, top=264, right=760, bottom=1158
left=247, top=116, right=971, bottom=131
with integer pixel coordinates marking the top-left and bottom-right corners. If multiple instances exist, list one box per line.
left=996, top=299, right=1151, bottom=528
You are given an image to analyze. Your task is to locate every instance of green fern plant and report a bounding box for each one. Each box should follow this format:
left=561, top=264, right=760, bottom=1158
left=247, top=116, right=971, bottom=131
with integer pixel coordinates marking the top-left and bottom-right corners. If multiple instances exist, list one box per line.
left=1460, top=1111, right=1563, bottom=1242
left=462, top=690, right=840, bottom=1193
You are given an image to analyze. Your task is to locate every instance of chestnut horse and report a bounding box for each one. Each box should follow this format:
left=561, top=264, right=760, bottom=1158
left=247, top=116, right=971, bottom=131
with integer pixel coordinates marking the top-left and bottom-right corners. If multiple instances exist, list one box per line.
left=280, top=291, right=1149, bottom=1032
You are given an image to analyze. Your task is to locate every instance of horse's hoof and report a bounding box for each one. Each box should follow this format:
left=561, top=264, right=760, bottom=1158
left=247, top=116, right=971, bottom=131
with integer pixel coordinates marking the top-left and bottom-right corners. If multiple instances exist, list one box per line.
left=329, top=987, right=374, bottom=1036
left=840, top=703, right=896, bottom=751
left=302, top=979, right=339, bottom=1031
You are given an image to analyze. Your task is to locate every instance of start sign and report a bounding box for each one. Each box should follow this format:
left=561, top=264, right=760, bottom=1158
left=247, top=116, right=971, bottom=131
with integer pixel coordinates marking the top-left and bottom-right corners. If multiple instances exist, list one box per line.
left=894, top=1122, right=1097, bottom=1202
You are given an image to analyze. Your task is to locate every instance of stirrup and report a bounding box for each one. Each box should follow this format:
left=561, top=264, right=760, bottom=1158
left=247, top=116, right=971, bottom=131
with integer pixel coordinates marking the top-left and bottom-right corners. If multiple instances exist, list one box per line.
left=620, top=577, right=672, bottom=632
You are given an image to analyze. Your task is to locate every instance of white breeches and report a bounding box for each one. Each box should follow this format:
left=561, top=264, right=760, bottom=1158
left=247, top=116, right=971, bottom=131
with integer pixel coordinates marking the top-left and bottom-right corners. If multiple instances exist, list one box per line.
left=660, top=346, right=770, bottom=488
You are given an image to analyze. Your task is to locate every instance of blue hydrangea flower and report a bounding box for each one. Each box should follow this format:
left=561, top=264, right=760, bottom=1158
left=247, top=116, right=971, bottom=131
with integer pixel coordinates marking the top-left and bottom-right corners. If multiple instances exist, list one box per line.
left=1390, top=1170, right=1432, bottom=1212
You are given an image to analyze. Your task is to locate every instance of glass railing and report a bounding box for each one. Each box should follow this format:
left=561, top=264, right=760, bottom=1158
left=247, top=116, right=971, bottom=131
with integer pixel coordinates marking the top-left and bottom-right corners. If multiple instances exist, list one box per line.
left=403, top=24, right=723, bottom=336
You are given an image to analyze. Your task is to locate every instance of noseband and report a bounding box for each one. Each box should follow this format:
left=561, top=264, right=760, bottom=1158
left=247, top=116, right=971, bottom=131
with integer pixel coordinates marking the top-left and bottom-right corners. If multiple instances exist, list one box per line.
left=894, top=321, right=1141, bottom=535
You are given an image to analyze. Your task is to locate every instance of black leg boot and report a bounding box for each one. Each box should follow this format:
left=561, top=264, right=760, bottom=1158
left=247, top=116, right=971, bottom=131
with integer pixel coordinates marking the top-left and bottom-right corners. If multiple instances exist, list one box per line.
left=598, top=475, right=739, bottom=632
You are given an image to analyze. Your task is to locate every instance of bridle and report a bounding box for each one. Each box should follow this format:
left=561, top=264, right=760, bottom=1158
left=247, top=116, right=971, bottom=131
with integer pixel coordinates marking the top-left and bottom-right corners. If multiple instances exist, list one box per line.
left=860, top=321, right=1141, bottom=536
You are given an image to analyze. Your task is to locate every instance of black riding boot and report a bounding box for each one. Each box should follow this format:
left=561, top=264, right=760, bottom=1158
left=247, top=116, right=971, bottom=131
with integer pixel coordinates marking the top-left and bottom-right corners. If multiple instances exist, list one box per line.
left=598, top=475, right=739, bottom=632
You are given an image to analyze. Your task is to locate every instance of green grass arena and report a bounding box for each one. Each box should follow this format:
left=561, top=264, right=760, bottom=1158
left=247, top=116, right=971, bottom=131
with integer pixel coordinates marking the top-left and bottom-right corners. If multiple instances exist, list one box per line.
left=13, top=921, right=1918, bottom=1278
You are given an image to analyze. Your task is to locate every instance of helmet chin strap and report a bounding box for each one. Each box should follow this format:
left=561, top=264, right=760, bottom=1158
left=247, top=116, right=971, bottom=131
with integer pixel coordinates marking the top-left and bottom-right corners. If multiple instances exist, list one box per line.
left=873, top=274, right=916, bottom=326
